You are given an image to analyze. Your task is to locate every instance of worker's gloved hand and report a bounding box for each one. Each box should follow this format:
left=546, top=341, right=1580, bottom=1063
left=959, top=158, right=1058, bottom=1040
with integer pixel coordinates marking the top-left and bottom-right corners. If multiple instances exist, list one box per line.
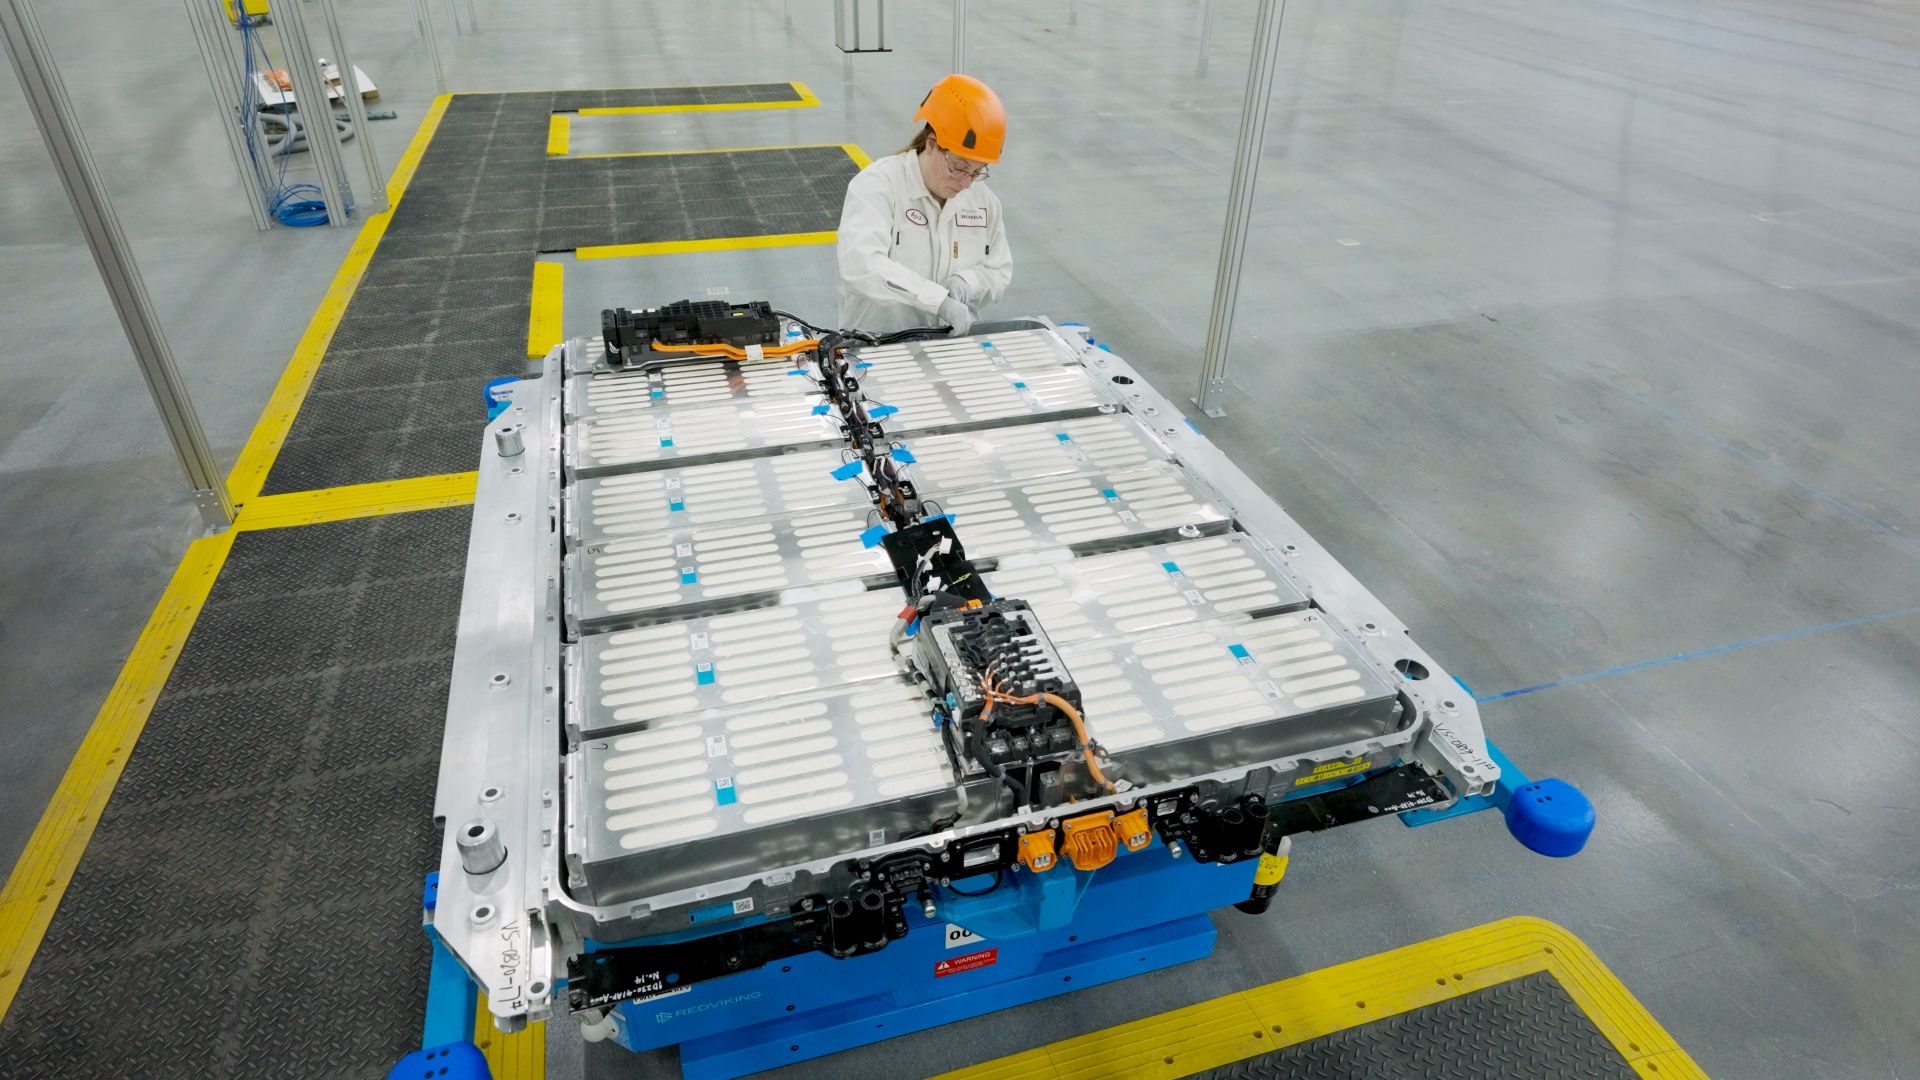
left=938, top=294, right=975, bottom=337
left=942, top=274, right=973, bottom=309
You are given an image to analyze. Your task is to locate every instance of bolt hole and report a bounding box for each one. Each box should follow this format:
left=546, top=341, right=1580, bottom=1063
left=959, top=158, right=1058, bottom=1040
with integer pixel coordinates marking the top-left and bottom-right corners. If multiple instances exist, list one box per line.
left=1436, top=978, right=1448, bottom=986
left=1068, top=935, right=1078, bottom=942
left=1270, top=1025, right=1283, bottom=1034
left=1394, top=658, right=1430, bottom=681
left=1253, top=1031, right=1265, bottom=1040
left=1062, top=976, right=1072, bottom=983
left=790, top=1045, right=800, bottom=1052
left=1164, top=1057, right=1175, bottom=1066
left=1544, top=946, right=1554, bottom=954
left=1110, top=375, right=1134, bottom=385
left=666, top=972, right=680, bottom=985
left=529, top=981, right=546, bottom=996
left=786, top=1004, right=795, bottom=1012
left=1452, top=973, right=1463, bottom=981
left=1356, top=1000, right=1366, bottom=1009
left=1631, top=1043, right=1641, bottom=1052
left=466, top=825, right=485, bottom=838
left=1441, top=700, right=1456, bottom=710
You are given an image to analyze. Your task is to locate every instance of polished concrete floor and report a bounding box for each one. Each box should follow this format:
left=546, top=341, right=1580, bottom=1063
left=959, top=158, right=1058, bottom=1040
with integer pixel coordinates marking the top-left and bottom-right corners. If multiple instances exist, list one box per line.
left=5, top=1, right=1919, bottom=1078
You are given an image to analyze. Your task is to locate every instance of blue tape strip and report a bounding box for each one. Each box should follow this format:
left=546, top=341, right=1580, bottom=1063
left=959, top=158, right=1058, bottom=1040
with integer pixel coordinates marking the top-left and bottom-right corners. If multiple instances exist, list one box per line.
left=1185, top=417, right=1201, bottom=433
left=659, top=437, right=674, bottom=448
left=980, top=340, right=994, bottom=348
left=679, top=568, right=698, bottom=585
left=1056, top=432, right=1072, bottom=442
left=714, top=778, right=737, bottom=807
left=668, top=498, right=685, bottom=512
left=855, top=361, right=872, bottom=370
left=650, top=388, right=664, bottom=399
left=1162, top=561, right=1182, bottom=574
left=891, top=447, right=916, bottom=464
left=811, top=403, right=831, bottom=415
left=696, top=663, right=715, bottom=686
left=860, top=524, right=890, bottom=548
left=1101, top=488, right=1118, bottom=500
left=1012, top=380, right=1027, bottom=390
left=832, top=460, right=863, bottom=481
left=1228, top=643, right=1251, bottom=661
left=870, top=404, right=899, bottom=419
left=787, top=368, right=809, bottom=376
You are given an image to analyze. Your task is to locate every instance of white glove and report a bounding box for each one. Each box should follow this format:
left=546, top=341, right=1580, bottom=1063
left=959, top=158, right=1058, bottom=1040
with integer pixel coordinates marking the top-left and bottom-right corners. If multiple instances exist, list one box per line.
left=942, top=275, right=973, bottom=308
left=938, top=294, right=975, bottom=337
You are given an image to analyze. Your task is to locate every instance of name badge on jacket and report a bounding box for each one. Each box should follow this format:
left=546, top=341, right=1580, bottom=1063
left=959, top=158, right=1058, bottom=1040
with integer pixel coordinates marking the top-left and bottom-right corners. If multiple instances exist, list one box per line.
left=955, top=207, right=988, bottom=228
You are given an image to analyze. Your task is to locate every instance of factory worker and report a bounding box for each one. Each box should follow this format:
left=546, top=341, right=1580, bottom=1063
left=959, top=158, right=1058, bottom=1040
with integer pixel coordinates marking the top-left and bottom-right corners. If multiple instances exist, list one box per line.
left=836, top=74, right=1012, bottom=336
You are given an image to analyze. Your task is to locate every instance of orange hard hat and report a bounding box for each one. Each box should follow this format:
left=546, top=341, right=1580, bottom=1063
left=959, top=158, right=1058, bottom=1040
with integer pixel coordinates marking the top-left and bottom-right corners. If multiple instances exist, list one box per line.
left=913, top=74, right=1006, bottom=164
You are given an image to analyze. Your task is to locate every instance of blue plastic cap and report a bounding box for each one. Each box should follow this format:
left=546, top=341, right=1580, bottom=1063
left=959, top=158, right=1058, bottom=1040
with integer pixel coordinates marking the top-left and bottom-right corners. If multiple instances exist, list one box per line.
left=1504, top=778, right=1594, bottom=857
left=387, top=1041, right=488, bottom=1080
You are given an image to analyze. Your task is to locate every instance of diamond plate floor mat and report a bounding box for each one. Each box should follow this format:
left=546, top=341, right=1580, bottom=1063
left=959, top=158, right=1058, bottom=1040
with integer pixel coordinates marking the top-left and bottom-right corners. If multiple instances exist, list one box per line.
left=261, top=85, right=850, bottom=495
left=1188, top=972, right=1636, bottom=1080
left=0, top=508, right=471, bottom=1080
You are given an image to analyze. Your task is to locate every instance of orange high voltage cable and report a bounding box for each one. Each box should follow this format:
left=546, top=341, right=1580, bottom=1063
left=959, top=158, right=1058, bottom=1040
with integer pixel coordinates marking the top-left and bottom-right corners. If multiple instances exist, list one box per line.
left=645, top=339, right=818, bottom=360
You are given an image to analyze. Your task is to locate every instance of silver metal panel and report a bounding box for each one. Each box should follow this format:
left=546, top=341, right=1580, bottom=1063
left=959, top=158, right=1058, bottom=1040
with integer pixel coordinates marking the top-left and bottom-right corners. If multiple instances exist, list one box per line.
left=567, top=394, right=843, bottom=477
left=568, top=507, right=894, bottom=633
left=567, top=445, right=867, bottom=547
left=929, top=462, right=1227, bottom=559
left=568, top=353, right=812, bottom=422
left=567, top=583, right=905, bottom=741
left=850, top=328, right=1075, bottom=385
left=984, top=533, right=1310, bottom=650
left=568, top=676, right=957, bottom=905
left=899, top=411, right=1169, bottom=492
left=860, top=363, right=1105, bottom=434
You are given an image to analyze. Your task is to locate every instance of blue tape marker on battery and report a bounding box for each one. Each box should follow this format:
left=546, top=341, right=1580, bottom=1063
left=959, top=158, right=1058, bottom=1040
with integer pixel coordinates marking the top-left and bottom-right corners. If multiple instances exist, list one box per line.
left=891, top=447, right=916, bottom=464
left=787, top=368, right=809, bottom=376
left=869, top=404, right=899, bottom=419
left=1162, top=561, right=1182, bottom=575
left=679, top=568, right=699, bottom=585
left=1228, top=644, right=1251, bottom=661
left=1056, top=433, right=1072, bottom=442
left=696, top=663, right=715, bottom=686
left=1012, top=380, right=1027, bottom=390
left=860, top=524, right=890, bottom=548
left=650, top=388, right=664, bottom=399
left=855, top=361, right=872, bottom=370
left=713, top=778, right=737, bottom=807
left=668, top=499, right=685, bottom=512
left=811, top=403, right=831, bottom=415
left=980, top=340, right=994, bottom=348
left=832, top=460, right=863, bottom=481
left=1101, top=488, right=1118, bottom=500
left=659, top=437, right=674, bottom=448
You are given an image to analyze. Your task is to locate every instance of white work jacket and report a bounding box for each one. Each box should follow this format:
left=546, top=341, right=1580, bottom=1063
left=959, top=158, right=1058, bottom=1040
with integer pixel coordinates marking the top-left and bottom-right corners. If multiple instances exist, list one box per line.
left=836, top=151, right=1013, bottom=334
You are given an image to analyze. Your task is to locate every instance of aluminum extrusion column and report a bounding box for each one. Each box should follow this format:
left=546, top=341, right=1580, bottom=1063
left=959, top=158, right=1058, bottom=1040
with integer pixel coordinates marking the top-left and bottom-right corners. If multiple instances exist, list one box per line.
left=315, top=0, right=389, bottom=212
left=952, top=0, right=966, bottom=73
left=412, top=0, right=447, bottom=93
left=181, top=0, right=270, bottom=230
left=0, top=0, right=236, bottom=527
left=1194, top=0, right=1287, bottom=417
left=1198, top=0, right=1216, bottom=76
left=273, top=0, right=354, bottom=227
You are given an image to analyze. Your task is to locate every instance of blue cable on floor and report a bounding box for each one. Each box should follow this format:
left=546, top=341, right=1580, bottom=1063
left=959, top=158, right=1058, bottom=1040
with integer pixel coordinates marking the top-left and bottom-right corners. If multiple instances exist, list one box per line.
left=1477, top=604, right=1920, bottom=703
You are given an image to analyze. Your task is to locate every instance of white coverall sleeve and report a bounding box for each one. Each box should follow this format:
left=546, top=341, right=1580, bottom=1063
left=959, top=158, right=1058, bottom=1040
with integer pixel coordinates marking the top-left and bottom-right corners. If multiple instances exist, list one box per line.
left=953, top=198, right=1013, bottom=310
left=836, top=172, right=950, bottom=315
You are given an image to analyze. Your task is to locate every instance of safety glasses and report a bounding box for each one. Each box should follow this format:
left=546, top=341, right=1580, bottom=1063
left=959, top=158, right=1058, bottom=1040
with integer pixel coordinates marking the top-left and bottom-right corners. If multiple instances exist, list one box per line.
left=940, top=147, right=991, bottom=182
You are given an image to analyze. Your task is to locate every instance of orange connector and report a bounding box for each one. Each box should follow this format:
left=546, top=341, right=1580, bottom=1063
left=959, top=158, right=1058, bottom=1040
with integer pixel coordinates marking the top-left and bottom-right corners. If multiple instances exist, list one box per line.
left=1061, top=810, right=1118, bottom=872
left=1017, top=828, right=1058, bottom=873
left=1113, top=807, right=1153, bottom=853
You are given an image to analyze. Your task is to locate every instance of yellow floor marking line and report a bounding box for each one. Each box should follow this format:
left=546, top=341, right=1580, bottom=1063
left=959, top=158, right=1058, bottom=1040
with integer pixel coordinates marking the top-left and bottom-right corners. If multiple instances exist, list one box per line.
left=573, top=80, right=818, bottom=116
left=225, top=93, right=452, bottom=506
left=0, top=529, right=237, bottom=1022
left=938, top=916, right=1705, bottom=1080
left=546, top=113, right=570, bottom=157
left=577, top=229, right=839, bottom=261
left=528, top=261, right=565, bottom=357
left=476, top=995, right=546, bottom=1079
left=236, top=472, right=479, bottom=531
left=569, top=142, right=869, bottom=163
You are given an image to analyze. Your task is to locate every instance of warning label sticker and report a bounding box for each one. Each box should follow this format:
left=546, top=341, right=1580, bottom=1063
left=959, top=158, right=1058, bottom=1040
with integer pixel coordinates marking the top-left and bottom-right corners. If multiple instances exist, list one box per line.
left=934, top=948, right=998, bottom=978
